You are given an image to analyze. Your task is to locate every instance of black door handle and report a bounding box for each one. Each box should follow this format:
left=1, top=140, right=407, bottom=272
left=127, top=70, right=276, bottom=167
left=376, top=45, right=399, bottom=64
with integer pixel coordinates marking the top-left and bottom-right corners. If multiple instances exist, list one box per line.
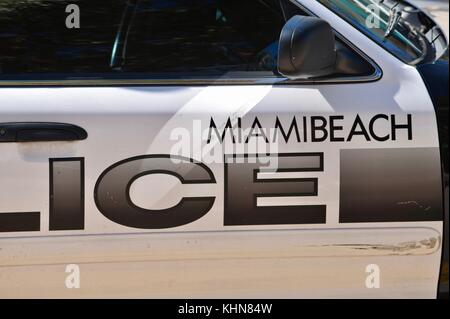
left=0, top=122, right=88, bottom=142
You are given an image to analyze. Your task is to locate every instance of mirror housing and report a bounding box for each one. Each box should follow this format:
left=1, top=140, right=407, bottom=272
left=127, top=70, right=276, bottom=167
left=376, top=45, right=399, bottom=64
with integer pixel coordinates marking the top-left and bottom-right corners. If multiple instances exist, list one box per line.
left=278, top=15, right=337, bottom=79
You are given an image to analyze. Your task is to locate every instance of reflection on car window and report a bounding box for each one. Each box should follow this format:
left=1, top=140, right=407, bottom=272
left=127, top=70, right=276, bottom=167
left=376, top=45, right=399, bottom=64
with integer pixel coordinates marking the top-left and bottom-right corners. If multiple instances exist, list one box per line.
left=116, top=0, right=289, bottom=76
left=318, top=0, right=426, bottom=64
left=0, top=0, right=306, bottom=77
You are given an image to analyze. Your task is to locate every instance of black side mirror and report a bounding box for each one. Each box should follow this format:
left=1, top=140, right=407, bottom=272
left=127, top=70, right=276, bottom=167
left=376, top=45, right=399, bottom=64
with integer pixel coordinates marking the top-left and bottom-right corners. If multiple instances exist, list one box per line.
left=278, top=15, right=337, bottom=79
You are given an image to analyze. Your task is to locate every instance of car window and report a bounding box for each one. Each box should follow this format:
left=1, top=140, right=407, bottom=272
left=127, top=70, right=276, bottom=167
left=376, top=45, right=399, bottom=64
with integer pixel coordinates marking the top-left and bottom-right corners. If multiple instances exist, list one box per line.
left=115, top=0, right=294, bottom=76
left=0, top=0, right=374, bottom=80
left=317, top=0, right=427, bottom=64
left=0, top=0, right=302, bottom=78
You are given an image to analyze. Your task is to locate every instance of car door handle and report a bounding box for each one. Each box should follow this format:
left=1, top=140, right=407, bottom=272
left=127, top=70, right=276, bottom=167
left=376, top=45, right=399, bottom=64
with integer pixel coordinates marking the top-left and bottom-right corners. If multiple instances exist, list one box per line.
left=0, top=122, right=88, bottom=142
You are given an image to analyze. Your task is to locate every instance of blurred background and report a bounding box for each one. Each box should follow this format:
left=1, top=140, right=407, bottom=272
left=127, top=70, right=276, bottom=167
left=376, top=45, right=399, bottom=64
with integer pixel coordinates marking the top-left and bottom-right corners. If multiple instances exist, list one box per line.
left=410, top=0, right=449, bottom=37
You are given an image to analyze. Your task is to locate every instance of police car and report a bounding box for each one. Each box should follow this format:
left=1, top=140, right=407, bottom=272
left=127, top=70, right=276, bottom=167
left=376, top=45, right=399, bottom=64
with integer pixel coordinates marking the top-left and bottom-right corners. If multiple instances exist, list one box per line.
left=0, top=0, right=448, bottom=298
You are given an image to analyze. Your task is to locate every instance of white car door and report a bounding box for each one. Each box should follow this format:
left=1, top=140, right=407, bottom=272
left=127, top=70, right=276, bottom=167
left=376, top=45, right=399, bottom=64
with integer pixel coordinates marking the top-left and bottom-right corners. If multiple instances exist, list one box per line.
left=0, top=0, right=444, bottom=298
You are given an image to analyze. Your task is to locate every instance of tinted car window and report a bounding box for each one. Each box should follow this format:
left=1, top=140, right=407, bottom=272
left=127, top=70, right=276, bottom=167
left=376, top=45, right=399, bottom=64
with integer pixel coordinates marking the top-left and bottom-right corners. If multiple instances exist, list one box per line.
left=119, top=0, right=287, bottom=75
left=0, top=0, right=307, bottom=78
left=0, top=0, right=299, bottom=78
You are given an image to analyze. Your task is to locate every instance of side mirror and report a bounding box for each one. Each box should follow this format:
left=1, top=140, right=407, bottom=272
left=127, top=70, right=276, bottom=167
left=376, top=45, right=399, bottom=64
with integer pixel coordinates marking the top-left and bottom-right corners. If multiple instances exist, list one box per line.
left=278, top=15, right=337, bottom=79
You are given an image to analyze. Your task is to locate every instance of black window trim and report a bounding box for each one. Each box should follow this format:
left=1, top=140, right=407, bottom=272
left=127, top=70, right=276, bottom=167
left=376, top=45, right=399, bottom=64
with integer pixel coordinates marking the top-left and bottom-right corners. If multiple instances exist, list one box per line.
left=0, top=0, right=382, bottom=87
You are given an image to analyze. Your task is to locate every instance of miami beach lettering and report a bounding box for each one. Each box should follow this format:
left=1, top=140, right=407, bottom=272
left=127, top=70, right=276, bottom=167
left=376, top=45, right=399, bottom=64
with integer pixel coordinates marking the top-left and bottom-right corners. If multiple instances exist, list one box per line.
left=207, top=114, right=413, bottom=144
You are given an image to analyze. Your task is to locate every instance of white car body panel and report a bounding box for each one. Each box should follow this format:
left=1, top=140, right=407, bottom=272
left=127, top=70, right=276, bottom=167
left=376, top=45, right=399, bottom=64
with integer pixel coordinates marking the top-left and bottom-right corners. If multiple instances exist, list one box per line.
left=0, top=0, right=444, bottom=298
